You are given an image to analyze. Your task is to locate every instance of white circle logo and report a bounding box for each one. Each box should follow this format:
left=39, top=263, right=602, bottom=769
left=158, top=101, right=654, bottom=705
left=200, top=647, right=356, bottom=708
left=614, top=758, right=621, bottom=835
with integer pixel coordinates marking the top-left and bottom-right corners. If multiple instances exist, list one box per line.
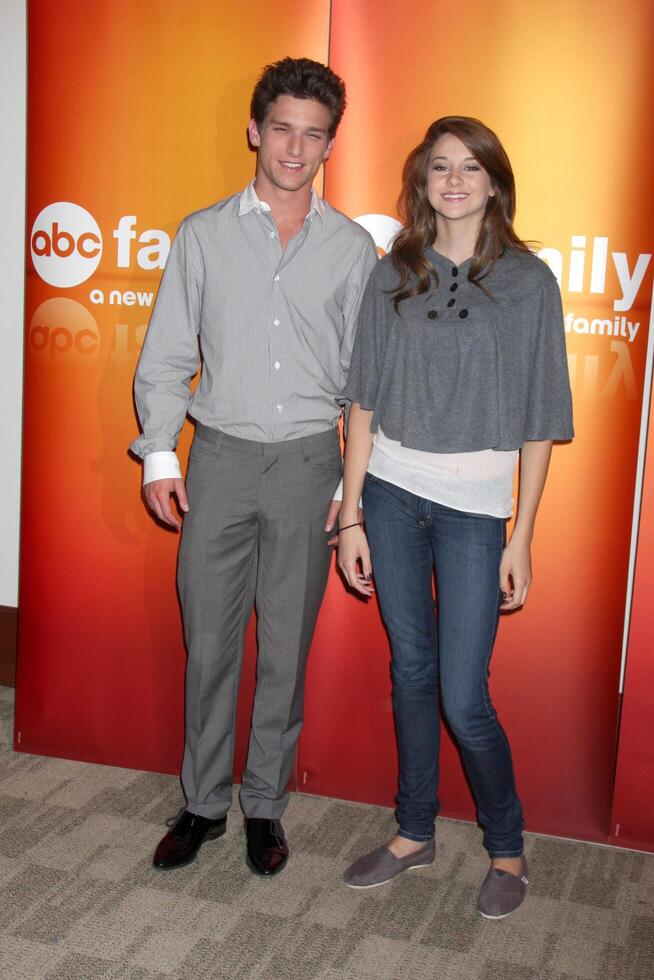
left=354, top=213, right=403, bottom=255
left=30, top=202, right=103, bottom=288
left=29, top=298, right=100, bottom=362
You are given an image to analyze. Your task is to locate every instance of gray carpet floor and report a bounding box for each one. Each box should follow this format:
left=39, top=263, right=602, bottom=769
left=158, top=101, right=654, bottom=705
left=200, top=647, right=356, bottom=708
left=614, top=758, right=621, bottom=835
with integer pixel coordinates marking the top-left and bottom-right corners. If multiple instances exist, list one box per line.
left=0, top=687, right=652, bottom=980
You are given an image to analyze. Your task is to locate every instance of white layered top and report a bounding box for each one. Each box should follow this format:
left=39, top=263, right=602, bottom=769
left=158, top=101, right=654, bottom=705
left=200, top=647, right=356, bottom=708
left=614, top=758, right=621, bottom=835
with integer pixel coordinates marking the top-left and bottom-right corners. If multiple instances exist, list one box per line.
left=368, top=428, right=517, bottom=518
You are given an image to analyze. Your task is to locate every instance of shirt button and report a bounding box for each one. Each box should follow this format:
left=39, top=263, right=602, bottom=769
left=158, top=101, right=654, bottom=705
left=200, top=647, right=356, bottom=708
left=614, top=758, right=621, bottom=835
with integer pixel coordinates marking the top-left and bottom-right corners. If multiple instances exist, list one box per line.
left=276, top=404, right=283, bottom=412
left=459, top=308, right=469, bottom=319
left=274, top=275, right=280, bottom=282
left=274, top=361, right=280, bottom=370
left=449, top=283, right=458, bottom=292
left=273, top=318, right=280, bottom=326
left=447, top=298, right=456, bottom=308
left=427, top=310, right=438, bottom=320
left=452, top=267, right=458, bottom=276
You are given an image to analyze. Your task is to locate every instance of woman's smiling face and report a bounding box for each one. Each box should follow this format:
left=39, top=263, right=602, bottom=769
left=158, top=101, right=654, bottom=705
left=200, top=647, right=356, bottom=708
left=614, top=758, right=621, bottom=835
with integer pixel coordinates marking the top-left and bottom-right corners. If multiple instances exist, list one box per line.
left=427, top=132, right=494, bottom=227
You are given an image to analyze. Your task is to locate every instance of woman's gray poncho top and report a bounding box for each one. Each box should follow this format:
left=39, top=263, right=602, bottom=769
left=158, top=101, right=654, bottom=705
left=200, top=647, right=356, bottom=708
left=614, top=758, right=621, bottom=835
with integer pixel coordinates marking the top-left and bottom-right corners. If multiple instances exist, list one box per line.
left=344, top=246, right=574, bottom=452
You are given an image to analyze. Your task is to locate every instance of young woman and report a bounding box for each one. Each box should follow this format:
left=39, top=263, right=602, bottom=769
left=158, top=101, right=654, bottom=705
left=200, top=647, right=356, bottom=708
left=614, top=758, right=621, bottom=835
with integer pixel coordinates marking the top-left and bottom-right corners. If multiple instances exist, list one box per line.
left=337, top=117, right=573, bottom=918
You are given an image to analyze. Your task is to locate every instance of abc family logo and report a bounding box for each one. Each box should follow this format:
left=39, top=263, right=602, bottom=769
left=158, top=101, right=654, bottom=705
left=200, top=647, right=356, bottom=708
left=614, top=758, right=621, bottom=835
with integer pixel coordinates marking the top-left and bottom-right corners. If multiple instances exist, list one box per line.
left=31, top=203, right=103, bottom=288
left=30, top=202, right=170, bottom=289
left=29, top=204, right=399, bottom=292
left=29, top=204, right=402, bottom=291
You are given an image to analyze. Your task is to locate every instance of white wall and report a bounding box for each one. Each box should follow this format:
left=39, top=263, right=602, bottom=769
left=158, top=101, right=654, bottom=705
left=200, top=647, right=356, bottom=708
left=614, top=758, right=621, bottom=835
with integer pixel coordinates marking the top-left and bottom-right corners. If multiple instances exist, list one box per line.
left=0, top=0, right=26, bottom=607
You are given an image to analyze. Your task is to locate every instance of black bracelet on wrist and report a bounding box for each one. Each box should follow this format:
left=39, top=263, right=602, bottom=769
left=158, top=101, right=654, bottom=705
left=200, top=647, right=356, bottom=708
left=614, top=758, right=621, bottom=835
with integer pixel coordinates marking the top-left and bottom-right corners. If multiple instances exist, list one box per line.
left=339, top=522, right=362, bottom=531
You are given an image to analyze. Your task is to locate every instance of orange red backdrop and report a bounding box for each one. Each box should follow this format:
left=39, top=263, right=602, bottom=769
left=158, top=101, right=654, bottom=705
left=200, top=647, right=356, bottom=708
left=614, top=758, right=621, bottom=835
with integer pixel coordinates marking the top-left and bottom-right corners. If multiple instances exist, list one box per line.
left=18, top=0, right=654, bottom=849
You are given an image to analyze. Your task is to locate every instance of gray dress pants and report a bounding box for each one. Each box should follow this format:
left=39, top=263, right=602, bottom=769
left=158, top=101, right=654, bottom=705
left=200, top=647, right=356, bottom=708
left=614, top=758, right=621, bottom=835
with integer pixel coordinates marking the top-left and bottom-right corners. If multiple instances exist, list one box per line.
left=177, top=423, right=342, bottom=820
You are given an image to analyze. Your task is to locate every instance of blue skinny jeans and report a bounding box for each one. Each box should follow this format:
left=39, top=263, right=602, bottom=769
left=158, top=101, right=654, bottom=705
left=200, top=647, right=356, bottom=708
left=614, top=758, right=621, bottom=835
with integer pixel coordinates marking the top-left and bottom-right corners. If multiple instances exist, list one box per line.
left=363, top=473, right=524, bottom=858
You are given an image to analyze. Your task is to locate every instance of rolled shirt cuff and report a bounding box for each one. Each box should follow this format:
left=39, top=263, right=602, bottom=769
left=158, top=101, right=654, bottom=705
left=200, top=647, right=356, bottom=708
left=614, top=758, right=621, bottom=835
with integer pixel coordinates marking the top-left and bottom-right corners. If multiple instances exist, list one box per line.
left=143, top=451, right=182, bottom=486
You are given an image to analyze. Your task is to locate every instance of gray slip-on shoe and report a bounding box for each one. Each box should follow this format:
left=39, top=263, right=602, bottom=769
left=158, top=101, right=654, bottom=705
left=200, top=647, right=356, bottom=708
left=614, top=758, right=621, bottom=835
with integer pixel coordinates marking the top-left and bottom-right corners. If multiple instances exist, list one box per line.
left=343, top=838, right=435, bottom=889
left=477, top=855, right=529, bottom=919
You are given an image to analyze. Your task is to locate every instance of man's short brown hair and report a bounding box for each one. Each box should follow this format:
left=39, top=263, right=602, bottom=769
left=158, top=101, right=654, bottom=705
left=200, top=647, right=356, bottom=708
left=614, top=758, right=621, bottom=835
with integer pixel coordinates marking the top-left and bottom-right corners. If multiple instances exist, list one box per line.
left=250, top=58, right=346, bottom=139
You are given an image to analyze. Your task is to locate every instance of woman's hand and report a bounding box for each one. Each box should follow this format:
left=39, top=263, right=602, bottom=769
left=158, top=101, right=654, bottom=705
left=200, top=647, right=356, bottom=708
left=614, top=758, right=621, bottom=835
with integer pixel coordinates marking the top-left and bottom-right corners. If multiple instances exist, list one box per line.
left=500, top=439, right=551, bottom=610
left=338, top=525, right=374, bottom=597
left=327, top=505, right=364, bottom=547
left=499, top=535, right=532, bottom=610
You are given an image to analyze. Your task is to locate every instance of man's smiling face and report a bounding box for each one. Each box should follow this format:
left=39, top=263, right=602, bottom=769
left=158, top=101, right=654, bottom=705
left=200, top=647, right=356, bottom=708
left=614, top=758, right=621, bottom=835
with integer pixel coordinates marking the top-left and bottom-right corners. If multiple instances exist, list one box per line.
left=248, top=95, right=334, bottom=196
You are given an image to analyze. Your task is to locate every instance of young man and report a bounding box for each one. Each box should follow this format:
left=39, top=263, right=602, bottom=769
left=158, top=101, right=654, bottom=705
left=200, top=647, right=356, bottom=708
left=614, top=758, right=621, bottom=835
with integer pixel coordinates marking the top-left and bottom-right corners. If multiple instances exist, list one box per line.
left=131, top=58, right=377, bottom=876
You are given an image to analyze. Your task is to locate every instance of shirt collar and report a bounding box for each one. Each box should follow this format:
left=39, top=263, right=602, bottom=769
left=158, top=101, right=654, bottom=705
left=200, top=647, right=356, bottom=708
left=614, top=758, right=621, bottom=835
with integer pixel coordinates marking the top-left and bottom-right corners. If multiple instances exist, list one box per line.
left=427, top=246, right=473, bottom=273
left=238, top=180, right=325, bottom=223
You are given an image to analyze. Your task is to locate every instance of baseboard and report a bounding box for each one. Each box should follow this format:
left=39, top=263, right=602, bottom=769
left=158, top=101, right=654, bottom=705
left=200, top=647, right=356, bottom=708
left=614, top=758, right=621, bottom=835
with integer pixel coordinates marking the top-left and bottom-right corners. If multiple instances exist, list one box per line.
left=0, top=606, right=17, bottom=687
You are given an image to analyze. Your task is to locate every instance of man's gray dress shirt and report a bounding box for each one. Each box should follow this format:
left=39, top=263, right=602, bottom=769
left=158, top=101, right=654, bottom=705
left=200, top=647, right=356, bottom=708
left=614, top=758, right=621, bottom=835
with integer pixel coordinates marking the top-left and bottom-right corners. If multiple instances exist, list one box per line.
left=131, top=182, right=378, bottom=480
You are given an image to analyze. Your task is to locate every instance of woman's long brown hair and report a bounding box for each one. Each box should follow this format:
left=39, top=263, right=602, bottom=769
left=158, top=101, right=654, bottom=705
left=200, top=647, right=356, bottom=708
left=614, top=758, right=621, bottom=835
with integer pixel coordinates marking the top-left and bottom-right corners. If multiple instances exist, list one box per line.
left=391, top=116, right=531, bottom=310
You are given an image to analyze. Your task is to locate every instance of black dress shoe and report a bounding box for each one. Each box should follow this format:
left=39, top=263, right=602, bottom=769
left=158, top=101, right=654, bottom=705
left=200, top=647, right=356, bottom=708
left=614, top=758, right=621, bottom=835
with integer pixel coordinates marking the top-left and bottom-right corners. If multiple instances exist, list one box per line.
left=245, top=818, right=289, bottom=876
left=153, top=810, right=226, bottom=870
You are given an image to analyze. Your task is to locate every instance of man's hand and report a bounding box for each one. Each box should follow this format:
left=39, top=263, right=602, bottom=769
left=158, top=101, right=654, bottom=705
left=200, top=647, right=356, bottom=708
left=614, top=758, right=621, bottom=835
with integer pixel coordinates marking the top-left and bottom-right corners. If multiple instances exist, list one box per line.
left=325, top=499, right=341, bottom=546
left=143, top=478, right=189, bottom=530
